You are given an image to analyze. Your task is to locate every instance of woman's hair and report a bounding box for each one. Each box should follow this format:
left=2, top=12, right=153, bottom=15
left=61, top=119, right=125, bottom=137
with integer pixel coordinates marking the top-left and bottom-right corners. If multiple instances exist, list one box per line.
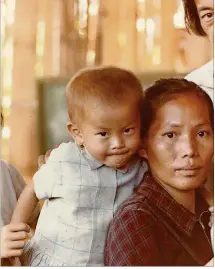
left=141, top=78, right=214, bottom=137
left=1, top=112, right=3, bottom=127
left=65, top=66, right=144, bottom=123
left=182, top=0, right=206, bottom=36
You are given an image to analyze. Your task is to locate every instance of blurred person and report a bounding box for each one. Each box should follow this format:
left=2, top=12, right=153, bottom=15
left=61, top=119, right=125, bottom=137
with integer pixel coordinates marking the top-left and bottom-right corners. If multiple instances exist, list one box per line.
left=183, top=0, right=214, bottom=100
left=105, top=78, right=214, bottom=266
left=0, top=112, right=40, bottom=265
left=10, top=66, right=148, bottom=266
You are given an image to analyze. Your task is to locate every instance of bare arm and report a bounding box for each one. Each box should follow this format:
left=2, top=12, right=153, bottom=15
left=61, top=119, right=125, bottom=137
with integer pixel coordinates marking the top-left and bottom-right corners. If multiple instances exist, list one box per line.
left=11, top=180, right=39, bottom=224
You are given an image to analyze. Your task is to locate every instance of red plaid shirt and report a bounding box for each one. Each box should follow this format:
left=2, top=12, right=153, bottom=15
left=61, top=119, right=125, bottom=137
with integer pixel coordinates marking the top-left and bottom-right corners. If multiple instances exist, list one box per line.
left=104, top=173, right=213, bottom=266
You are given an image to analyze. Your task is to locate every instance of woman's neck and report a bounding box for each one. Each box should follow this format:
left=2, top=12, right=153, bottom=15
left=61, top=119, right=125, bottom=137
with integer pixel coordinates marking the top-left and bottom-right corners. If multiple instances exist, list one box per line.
left=155, top=177, right=196, bottom=214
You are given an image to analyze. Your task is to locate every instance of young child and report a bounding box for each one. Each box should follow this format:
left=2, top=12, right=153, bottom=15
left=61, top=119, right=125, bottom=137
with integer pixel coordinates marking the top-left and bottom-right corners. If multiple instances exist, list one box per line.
left=10, top=66, right=148, bottom=266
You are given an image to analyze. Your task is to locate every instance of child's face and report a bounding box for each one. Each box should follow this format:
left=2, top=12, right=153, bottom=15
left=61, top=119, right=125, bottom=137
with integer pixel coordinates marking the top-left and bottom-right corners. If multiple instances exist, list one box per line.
left=77, top=101, right=141, bottom=169
left=143, top=94, right=214, bottom=192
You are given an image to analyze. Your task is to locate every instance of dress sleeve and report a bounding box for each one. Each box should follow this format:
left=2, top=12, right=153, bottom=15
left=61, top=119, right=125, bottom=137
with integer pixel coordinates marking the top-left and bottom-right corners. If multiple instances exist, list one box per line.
left=33, top=162, right=62, bottom=200
left=9, top=164, right=26, bottom=199
left=104, top=209, right=162, bottom=266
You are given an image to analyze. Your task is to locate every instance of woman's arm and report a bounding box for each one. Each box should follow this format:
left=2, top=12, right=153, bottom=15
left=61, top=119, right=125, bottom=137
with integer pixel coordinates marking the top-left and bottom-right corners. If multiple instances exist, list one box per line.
left=11, top=180, right=38, bottom=224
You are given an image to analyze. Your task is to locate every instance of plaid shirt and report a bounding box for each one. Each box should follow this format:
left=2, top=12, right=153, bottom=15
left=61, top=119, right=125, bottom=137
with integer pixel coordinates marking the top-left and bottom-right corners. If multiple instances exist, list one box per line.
left=104, top=173, right=213, bottom=266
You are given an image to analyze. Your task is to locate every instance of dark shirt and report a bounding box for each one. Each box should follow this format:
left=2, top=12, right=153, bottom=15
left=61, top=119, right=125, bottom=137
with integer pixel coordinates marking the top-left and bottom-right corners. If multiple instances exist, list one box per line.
left=104, top=173, right=213, bottom=266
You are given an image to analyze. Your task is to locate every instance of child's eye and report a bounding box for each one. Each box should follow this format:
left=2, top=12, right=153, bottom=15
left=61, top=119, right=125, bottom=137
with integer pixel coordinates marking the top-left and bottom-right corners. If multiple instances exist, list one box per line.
left=97, top=132, right=108, bottom=137
left=163, top=132, right=176, bottom=139
left=124, top=128, right=134, bottom=134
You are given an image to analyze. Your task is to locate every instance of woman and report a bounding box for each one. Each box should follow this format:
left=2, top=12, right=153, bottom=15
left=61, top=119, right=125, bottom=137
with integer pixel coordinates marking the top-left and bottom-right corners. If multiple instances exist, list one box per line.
left=0, top=112, right=39, bottom=265
left=104, top=78, right=214, bottom=266
left=183, top=0, right=214, bottom=100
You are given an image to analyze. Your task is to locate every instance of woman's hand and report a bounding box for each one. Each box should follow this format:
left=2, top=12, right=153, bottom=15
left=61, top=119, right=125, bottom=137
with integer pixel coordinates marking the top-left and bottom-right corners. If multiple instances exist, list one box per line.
left=1, top=222, right=30, bottom=258
left=37, top=145, right=59, bottom=168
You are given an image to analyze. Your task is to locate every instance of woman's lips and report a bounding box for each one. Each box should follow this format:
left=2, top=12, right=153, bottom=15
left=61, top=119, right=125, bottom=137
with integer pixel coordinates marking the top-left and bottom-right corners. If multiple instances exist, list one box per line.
left=175, top=167, right=201, bottom=176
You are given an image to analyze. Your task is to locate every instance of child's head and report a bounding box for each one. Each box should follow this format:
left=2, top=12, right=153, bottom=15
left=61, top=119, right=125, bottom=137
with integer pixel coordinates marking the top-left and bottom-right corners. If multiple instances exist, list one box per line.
left=66, top=66, right=144, bottom=169
left=141, top=78, right=213, bottom=191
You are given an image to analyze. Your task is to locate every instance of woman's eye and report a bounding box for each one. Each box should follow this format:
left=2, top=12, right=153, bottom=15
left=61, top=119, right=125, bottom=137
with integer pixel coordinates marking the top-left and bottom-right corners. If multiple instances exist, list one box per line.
left=198, top=131, right=208, bottom=137
left=202, top=12, right=213, bottom=22
left=124, top=128, right=133, bottom=134
left=164, top=132, right=175, bottom=139
left=98, top=132, right=108, bottom=137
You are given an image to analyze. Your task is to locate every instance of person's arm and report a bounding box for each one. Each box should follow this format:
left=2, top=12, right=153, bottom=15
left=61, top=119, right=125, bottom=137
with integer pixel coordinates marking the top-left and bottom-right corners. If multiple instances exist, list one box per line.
left=11, top=180, right=38, bottom=224
left=1, top=223, right=30, bottom=259
left=9, top=163, right=41, bottom=225
left=104, top=209, right=162, bottom=266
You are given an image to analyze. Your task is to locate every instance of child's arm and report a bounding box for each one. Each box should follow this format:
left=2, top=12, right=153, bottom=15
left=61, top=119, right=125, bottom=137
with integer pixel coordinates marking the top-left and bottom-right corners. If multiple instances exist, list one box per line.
left=11, top=180, right=39, bottom=224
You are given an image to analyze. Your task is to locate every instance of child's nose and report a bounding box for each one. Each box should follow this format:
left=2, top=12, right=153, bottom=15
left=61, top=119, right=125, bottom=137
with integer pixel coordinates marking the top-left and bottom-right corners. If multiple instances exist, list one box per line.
left=111, top=137, right=125, bottom=149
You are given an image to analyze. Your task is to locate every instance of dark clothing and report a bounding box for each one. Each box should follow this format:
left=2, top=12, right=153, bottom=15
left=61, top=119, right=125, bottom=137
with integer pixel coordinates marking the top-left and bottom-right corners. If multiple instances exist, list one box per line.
left=104, top=173, right=213, bottom=266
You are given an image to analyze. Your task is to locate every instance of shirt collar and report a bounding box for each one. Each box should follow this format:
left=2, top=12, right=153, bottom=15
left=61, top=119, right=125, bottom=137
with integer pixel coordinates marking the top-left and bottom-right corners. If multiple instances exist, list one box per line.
left=80, top=147, right=130, bottom=173
left=136, top=173, right=209, bottom=237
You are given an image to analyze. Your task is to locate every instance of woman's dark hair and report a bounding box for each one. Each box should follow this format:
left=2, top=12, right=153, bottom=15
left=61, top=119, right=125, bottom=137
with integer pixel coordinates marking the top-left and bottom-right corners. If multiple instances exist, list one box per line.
left=141, top=78, right=214, bottom=137
left=182, top=0, right=207, bottom=36
left=1, top=112, right=3, bottom=127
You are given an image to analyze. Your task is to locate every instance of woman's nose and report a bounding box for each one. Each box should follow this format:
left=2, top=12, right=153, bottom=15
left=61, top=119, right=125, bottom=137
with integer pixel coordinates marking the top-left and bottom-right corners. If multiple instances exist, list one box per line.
left=180, top=136, right=198, bottom=158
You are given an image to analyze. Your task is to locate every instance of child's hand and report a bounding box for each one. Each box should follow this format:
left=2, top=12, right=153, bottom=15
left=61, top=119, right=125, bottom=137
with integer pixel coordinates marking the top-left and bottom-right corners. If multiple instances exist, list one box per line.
left=1, top=222, right=30, bottom=258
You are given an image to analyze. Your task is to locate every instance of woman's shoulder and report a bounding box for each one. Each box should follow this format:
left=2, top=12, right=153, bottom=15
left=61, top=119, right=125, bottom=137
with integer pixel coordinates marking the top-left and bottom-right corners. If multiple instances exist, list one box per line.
left=1, top=159, right=26, bottom=195
left=112, top=194, right=156, bottom=228
left=1, top=159, right=23, bottom=178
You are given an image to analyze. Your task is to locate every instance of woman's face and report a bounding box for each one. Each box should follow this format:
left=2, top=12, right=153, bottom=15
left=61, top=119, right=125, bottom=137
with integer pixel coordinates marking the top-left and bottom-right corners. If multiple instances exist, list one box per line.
left=144, top=94, right=214, bottom=192
left=195, top=0, right=214, bottom=44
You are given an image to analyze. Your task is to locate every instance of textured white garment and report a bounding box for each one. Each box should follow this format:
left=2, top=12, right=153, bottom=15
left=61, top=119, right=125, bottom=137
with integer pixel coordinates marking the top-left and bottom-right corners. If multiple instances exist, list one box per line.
left=25, top=142, right=148, bottom=266
left=185, top=60, right=213, bottom=101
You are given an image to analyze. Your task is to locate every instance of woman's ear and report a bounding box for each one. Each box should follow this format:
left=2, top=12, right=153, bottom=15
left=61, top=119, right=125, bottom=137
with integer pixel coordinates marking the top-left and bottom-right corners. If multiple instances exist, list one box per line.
left=67, top=122, right=84, bottom=146
left=138, top=140, right=148, bottom=159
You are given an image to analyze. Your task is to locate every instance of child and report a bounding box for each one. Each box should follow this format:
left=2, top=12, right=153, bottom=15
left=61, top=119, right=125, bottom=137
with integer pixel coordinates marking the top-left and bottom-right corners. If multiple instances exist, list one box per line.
left=10, top=66, right=148, bottom=266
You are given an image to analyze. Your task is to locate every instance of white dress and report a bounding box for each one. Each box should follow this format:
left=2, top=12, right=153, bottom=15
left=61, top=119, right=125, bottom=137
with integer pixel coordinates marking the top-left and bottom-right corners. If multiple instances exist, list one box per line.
left=185, top=60, right=213, bottom=101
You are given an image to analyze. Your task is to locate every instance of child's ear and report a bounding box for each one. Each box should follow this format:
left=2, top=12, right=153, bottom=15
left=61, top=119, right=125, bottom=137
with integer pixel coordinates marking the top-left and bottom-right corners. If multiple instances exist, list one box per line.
left=67, top=122, right=84, bottom=146
left=138, top=140, right=148, bottom=159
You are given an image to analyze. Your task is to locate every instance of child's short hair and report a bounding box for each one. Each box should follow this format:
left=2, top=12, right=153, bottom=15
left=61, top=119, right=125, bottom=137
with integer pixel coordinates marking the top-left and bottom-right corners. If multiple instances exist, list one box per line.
left=65, top=66, right=143, bottom=123
left=141, top=78, right=214, bottom=137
